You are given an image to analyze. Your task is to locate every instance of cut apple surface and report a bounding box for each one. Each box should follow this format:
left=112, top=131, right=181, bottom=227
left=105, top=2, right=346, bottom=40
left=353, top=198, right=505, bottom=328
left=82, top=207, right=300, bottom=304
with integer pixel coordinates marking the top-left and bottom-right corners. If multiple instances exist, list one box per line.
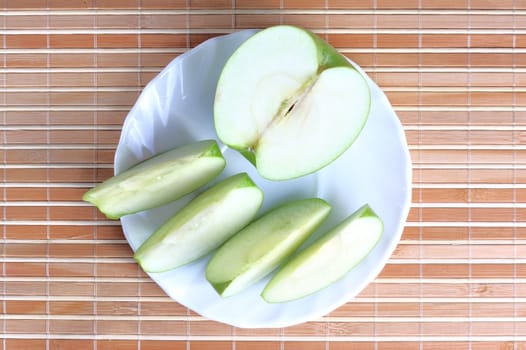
left=134, top=173, right=263, bottom=273
left=262, top=204, right=383, bottom=303
left=205, top=198, right=331, bottom=297
left=83, top=140, right=226, bottom=219
left=214, top=25, right=371, bottom=180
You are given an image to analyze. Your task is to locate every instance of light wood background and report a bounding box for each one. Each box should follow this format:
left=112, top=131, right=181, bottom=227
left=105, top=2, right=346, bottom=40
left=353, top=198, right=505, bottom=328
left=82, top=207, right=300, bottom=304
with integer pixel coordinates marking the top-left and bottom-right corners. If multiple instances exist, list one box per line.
left=2, top=0, right=525, bottom=349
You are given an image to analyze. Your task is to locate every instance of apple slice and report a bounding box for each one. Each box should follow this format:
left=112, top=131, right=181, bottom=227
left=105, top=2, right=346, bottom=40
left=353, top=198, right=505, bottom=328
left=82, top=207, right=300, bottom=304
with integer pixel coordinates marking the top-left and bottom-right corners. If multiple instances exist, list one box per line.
left=134, top=173, right=263, bottom=273
left=214, top=25, right=371, bottom=180
left=83, top=140, right=226, bottom=219
left=205, top=198, right=331, bottom=297
left=262, top=204, right=383, bottom=303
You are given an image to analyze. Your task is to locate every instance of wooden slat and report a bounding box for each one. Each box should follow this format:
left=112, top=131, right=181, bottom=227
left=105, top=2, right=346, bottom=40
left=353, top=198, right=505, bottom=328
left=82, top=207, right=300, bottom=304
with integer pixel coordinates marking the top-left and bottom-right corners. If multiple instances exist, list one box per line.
left=1, top=0, right=524, bottom=349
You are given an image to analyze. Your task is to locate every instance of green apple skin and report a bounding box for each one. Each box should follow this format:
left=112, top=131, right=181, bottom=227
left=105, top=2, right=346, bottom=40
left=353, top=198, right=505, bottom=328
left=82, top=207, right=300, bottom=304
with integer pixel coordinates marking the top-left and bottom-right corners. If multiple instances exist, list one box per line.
left=306, top=29, right=350, bottom=71
left=82, top=140, right=226, bottom=219
left=205, top=198, right=332, bottom=297
left=214, top=25, right=371, bottom=180
left=134, top=173, right=264, bottom=273
left=262, top=204, right=383, bottom=303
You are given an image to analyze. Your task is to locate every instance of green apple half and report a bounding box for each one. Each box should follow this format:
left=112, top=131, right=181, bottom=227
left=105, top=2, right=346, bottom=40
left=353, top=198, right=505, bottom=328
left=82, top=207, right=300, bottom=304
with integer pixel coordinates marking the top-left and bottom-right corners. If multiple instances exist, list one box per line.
left=83, top=140, right=226, bottom=219
left=214, top=25, right=371, bottom=180
left=134, top=173, right=263, bottom=273
left=262, top=204, right=383, bottom=303
left=205, top=198, right=331, bottom=297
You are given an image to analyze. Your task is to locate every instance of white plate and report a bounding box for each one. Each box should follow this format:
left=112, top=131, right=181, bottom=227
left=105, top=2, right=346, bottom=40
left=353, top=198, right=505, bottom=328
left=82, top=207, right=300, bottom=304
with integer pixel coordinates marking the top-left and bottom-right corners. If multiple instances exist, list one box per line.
left=114, top=29, right=412, bottom=328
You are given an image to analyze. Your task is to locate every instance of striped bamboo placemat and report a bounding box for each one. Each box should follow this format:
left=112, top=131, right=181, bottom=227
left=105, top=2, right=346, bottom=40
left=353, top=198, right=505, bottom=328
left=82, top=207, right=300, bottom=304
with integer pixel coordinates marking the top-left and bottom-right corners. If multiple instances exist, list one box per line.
left=2, top=1, right=525, bottom=349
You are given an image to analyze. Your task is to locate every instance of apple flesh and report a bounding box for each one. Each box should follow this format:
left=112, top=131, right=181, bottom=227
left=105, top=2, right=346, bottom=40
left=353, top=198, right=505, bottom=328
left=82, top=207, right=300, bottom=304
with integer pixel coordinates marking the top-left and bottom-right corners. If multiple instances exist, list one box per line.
left=83, top=140, right=226, bottom=219
left=262, top=204, right=383, bottom=303
left=214, top=25, right=371, bottom=180
left=205, top=198, right=331, bottom=297
left=134, top=173, right=263, bottom=273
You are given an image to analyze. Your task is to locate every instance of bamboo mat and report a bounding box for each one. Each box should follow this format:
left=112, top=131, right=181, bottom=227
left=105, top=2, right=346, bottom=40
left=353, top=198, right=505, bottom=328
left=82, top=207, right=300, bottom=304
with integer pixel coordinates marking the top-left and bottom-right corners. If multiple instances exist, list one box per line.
left=2, top=1, right=525, bottom=349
